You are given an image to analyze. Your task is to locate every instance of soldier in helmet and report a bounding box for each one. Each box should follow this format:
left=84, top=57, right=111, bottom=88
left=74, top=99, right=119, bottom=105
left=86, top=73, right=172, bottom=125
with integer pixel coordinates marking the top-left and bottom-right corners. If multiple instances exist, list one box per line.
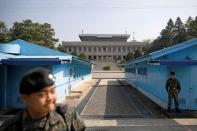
left=165, top=71, right=181, bottom=113
left=0, top=67, right=85, bottom=131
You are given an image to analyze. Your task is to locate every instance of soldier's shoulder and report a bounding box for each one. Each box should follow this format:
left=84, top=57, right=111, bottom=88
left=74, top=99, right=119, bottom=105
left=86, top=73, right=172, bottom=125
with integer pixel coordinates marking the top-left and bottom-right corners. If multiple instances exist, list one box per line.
left=56, top=104, right=75, bottom=114
left=175, top=78, right=180, bottom=82
left=0, top=111, right=23, bottom=131
left=166, top=78, right=171, bottom=83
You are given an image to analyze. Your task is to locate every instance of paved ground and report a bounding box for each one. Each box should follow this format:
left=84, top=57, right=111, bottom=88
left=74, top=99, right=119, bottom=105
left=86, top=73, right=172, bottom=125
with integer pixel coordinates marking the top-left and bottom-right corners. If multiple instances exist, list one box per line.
left=81, top=84, right=140, bottom=117
left=92, top=71, right=125, bottom=79
left=85, top=119, right=197, bottom=131
left=80, top=79, right=165, bottom=119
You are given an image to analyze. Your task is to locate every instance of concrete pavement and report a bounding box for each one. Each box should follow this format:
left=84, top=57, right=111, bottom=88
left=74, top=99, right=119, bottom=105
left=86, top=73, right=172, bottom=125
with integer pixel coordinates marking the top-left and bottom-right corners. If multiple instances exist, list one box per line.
left=80, top=79, right=165, bottom=119
left=85, top=119, right=197, bottom=131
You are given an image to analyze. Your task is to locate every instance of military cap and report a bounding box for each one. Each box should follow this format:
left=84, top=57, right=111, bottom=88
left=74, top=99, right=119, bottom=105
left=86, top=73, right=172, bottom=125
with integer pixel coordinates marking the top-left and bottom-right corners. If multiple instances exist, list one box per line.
left=170, top=71, right=175, bottom=75
left=19, top=67, right=56, bottom=94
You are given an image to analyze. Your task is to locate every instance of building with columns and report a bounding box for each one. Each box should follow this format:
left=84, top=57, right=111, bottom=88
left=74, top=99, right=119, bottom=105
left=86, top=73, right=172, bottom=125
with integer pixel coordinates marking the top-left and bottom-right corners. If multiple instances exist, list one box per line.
left=62, top=34, right=145, bottom=62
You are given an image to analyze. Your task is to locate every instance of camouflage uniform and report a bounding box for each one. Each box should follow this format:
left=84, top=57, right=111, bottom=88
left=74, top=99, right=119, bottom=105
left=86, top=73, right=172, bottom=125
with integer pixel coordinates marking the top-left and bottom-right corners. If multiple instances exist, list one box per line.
left=0, top=104, right=85, bottom=131
left=165, top=78, right=181, bottom=111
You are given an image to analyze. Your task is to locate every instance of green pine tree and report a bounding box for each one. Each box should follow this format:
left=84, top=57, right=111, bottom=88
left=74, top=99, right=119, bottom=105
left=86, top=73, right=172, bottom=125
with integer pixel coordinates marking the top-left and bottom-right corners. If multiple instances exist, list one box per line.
left=0, top=21, right=11, bottom=43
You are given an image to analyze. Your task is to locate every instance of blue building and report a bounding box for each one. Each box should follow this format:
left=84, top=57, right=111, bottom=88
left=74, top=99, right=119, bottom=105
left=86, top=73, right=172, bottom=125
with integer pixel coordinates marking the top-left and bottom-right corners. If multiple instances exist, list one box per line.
left=0, top=39, right=92, bottom=111
left=125, top=38, right=197, bottom=110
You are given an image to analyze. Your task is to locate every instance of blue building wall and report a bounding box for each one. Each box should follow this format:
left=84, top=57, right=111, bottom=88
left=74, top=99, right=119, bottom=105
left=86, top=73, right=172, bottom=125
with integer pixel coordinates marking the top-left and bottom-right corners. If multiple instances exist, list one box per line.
left=125, top=39, right=197, bottom=110
left=190, top=66, right=197, bottom=109
left=0, top=66, right=7, bottom=110
left=67, top=62, right=92, bottom=90
left=125, top=63, right=168, bottom=109
left=51, top=64, right=92, bottom=103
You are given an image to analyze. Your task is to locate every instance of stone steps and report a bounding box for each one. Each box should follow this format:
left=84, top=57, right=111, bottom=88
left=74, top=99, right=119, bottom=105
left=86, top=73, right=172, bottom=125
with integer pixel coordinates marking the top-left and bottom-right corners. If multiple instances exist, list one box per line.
left=65, top=79, right=98, bottom=107
left=70, top=90, right=83, bottom=93
left=66, top=92, right=82, bottom=99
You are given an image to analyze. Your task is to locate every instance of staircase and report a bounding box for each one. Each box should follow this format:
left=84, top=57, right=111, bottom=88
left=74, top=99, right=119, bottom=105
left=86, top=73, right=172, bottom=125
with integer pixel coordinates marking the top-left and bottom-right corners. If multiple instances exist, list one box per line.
left=93, top=61, right=122, bottom=71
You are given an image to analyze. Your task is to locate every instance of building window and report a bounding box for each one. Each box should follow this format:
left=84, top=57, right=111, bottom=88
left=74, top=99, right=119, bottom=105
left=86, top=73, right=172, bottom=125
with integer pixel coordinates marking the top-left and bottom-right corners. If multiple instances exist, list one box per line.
left=64, top=47, right=67, bottom=51
left=118, top=47, right=121, bottom=52
left=123, top=47, right=126, bottom=52
left=78, top=47, right=81, bottom=52
left=138, top=68, right=147, bottom=75
left=98, top=56, right=101, bottom=60
left=113, top=47, right=116, bottom=52
left=84, top=47, right=87, bottom=52
left=69, top=47, right=71, bottom=52
left=99, top=47, right=101, bottom=52
left=94, top=47, right=97, bottom=52
left=126, top=67, right=136, bottom=74
left=127, top=47, right=129, bottom=52
left=108, top=47, right=111, bottom=52
left=130, top=68, right=136, bottom=73
left=103, top=46, right=106, bottom=52
left=88, top=47, right=91, bottom=52
left=73, top=47, right=77, bottom=52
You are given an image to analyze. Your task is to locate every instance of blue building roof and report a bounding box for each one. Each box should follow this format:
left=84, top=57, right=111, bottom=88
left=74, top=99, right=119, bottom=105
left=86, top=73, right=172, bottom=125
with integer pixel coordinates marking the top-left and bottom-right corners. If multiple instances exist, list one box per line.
left=127, top=38, right=197, bottom=65
left=0, top=39, right=91, bottom=65
left=9, top=39, right=68, bottom=56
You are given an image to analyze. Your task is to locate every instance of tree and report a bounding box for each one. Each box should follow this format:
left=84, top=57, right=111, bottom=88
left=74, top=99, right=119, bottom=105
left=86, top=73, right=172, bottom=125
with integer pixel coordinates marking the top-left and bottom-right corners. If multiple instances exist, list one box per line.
left=57, top=44, right=67, bottom=52
left=10, top=20, right=33, bottom=41
left=126, top=52, right=134, bottom=61
left=39, top=23, right=58, bottom=48
left=71, top=51, right=78, bottom=56
left=0, top=21, right=11, bottom=43
left=142, top=39, right=152, bottom=55
left=78, top=53, right=87, bottom=60
left=185, top=16, right=194, bottom=39
left=142, top=16, right=197, bottom=55
left=145, top=19, right=175, bottom=54
left=146, top=38, right=163, bottom=53
left=134, top=49, right=142, bottom=59
left=160, top=19, right=175, bottom=47
left=185, top=16, right=197, bottom=39
left=193, top=16, right=197, bottom=37
left=10, top=19, right=58, bottom=48
left=173, top=17, right=187, bottom=44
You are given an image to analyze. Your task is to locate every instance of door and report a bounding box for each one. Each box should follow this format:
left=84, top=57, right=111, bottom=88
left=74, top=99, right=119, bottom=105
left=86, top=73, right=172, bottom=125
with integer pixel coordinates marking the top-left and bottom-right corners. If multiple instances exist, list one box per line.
left=190, top=66, right=197, bottom=110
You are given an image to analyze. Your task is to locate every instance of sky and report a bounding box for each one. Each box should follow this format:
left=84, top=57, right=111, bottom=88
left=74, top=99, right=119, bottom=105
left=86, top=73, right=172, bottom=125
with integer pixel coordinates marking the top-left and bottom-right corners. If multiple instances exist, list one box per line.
left=0, top=0, right=197, bottom=43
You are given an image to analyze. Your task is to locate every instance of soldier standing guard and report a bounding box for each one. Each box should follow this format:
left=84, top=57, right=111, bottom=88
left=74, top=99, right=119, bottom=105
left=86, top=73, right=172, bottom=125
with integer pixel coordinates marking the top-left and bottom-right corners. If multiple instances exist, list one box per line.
left=165, top=71, right=181, bottom=113
left=0, top=67, right=85, bottom=131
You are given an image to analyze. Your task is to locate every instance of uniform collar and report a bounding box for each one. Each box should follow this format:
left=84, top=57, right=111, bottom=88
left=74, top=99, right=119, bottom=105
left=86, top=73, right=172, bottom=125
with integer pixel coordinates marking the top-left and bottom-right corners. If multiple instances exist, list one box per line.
left=22, top=109, right=62, bottom=130
left=43, top=110, right=63, bottom=130
left=48, top=110, right=62, bottom=125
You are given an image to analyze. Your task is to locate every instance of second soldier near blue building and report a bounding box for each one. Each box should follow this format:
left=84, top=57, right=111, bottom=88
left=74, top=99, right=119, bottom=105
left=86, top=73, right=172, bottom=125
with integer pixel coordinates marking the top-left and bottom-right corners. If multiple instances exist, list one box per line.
left=165, top=71, right=181, bottom=113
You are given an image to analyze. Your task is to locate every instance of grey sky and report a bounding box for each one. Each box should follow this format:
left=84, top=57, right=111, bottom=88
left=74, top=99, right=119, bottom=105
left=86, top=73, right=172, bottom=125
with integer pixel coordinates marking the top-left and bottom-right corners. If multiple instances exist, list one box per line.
left=0, top=0, right=196, bottom=43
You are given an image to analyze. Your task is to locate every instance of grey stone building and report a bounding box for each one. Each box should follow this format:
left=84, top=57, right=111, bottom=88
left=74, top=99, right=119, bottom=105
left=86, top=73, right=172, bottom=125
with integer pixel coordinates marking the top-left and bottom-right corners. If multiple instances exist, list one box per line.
left=62, top=34, right=145, bottom=61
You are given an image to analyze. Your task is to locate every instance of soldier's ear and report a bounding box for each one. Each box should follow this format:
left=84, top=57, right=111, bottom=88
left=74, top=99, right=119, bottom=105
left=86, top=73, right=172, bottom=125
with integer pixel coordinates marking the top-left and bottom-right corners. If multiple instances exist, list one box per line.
left=20, top=94, right=28, bottom=102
